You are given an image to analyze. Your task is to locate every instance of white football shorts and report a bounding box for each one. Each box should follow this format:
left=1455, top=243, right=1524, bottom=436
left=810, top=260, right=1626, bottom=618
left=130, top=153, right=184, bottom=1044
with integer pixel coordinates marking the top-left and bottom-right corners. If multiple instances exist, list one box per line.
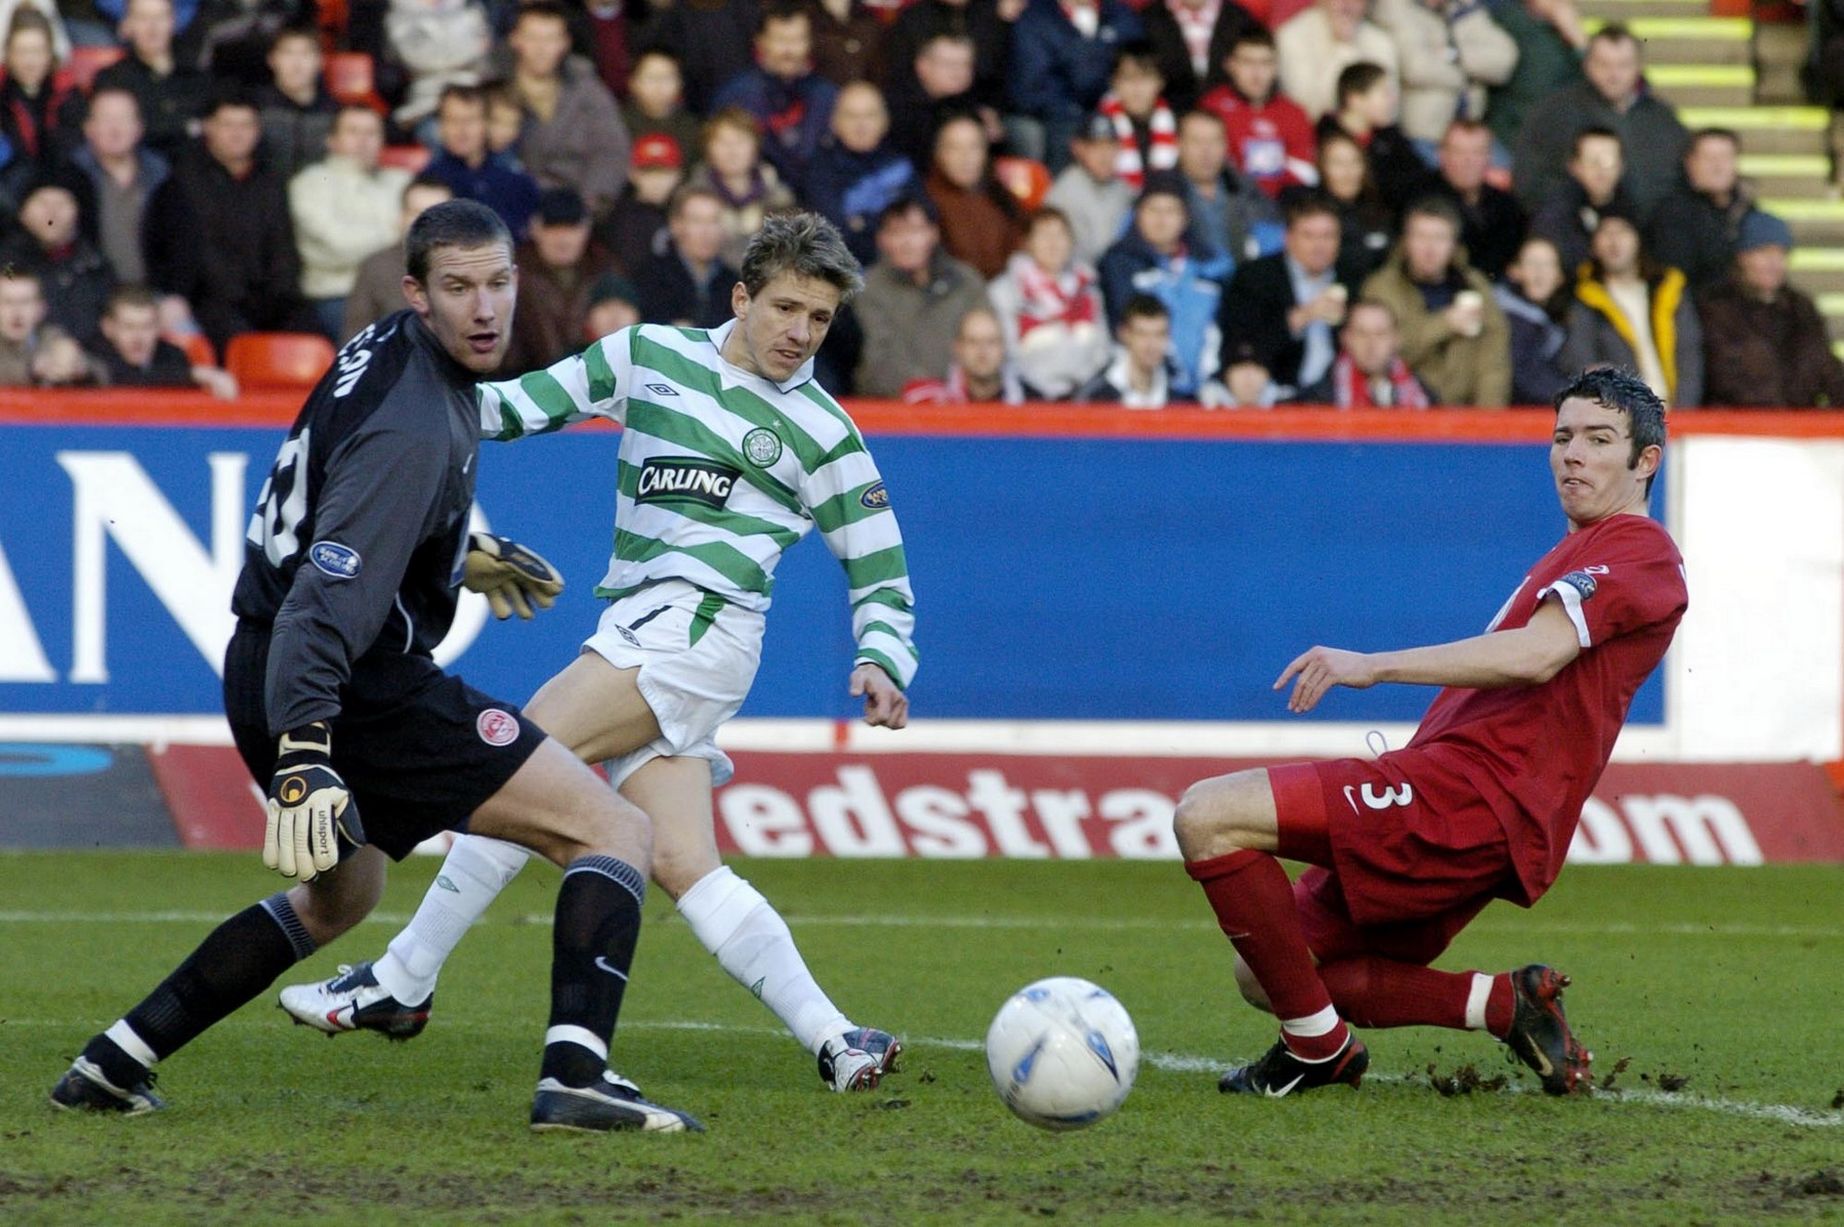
left=580, top=579, right=764, bottom=787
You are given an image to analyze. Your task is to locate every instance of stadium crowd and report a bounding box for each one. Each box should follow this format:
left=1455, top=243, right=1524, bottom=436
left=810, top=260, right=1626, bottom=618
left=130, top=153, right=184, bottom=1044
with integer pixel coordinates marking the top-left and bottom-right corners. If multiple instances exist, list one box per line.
left=0, top=0, right=1839, bottom=407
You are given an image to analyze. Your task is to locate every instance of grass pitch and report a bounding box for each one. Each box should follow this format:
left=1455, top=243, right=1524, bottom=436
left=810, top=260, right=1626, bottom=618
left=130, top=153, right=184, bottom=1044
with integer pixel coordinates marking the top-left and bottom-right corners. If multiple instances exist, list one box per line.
left=2, top=853, right=1841, bottom=1226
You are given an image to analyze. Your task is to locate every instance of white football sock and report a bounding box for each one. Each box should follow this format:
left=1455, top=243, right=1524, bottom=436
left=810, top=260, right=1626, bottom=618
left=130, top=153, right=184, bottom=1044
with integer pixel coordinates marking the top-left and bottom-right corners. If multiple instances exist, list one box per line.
left=676, top=866, right=851, bottom=1055
left=1463, top=972, right=1494, bottom=1031
left=371, top=834, right=532, bottom=1004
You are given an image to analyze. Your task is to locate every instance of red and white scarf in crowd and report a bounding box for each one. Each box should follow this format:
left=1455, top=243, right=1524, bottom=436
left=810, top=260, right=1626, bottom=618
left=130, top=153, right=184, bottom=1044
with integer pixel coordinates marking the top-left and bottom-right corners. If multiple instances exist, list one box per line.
left=1330, top=353, right=1429, bottom=409
left=1099, top=93, right=1178, bottom=191
left=1007, top=252, right=1100, bottom=342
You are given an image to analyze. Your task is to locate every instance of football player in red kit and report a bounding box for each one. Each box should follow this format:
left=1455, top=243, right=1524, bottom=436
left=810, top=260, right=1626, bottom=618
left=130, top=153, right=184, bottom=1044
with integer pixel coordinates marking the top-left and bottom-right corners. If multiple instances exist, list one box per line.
left=1174, top=366, right=1688, bottom=1098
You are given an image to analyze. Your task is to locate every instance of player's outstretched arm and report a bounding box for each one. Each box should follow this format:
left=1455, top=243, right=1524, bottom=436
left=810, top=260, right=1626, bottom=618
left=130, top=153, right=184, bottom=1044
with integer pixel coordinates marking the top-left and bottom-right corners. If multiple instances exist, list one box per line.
left=850, top=663, right=908, bottom=729
left=475, top=329, right=636, bottom=441
left=1275, top=601, right=1584, bottom=713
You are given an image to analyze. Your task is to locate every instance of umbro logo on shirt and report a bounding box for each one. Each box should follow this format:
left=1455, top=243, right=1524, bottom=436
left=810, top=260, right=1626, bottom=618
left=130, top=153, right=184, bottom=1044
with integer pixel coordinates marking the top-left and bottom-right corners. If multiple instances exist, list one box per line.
left=645, top=383, right=680, bottom=396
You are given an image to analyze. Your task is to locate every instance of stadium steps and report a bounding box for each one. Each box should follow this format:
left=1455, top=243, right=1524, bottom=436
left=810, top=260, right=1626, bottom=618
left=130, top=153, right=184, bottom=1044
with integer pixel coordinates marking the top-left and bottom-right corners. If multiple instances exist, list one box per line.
left=1643, top=63, right=1753, bottom=108
left=1679, top=106, right=1831, bottom=156
left=1586, top=16, right=1754, bottom=64
left=1577, top=0, right=1714, bottom=18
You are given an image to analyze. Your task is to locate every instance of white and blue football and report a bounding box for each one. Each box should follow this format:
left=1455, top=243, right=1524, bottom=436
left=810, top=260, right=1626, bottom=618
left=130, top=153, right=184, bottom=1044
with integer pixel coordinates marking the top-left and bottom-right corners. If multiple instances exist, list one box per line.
left=985, top=976, right=1140, bottom=1131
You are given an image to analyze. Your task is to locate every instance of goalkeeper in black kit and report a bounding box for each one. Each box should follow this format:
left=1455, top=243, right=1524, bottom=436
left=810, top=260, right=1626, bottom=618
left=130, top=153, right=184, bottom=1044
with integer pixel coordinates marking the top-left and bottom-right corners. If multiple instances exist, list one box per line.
left=50, top=200, right=700, bottom=1134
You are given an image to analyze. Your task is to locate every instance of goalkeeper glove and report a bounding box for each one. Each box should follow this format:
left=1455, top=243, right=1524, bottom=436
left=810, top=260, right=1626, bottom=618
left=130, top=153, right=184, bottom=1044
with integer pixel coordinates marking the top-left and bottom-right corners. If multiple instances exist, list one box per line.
left=264, top=722, right=364, bottom=881
left=463, top=531, right=565, bottom=620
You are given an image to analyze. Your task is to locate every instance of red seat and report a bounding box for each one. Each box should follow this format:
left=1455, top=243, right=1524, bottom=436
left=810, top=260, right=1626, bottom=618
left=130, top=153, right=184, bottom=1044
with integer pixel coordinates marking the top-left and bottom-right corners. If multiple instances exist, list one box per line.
left=171, top=332, right=215, bottom=368
left=378, top=144, right=432, bottom=174
left=325, top=51, right=377, bottom=106
left=225, top=332, right=336, bottom=391
left=993, top=156, right=1053, bottom=214
left=68, top=45, right=125, bottom=93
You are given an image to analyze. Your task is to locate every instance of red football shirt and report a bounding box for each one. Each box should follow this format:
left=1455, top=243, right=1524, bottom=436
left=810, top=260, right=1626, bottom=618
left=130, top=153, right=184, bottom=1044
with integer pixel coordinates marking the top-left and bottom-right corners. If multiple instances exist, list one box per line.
left=1406, top=513, right=1688, bottom=904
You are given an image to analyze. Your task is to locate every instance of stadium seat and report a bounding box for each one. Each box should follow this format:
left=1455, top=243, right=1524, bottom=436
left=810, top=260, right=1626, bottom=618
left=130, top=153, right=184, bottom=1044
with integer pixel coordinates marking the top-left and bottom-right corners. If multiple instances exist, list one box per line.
left=318, top=0, right=350, bottom=41
left=67, top=46, right=125, bottom=93
left=225, top=333, right=336, bottom=391
left=325, top=51, right=378, bottom=107
left=993, top=156, right=1053, bottom=214
left=172, top=332, right=216, bottom=368
left=378, top=144, right=432, bottom=173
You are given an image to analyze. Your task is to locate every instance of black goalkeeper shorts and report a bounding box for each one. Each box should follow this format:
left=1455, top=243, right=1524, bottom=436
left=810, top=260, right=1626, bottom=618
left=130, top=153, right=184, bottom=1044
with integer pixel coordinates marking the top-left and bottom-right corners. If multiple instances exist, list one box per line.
left=224, top=624, right=547, bottom=860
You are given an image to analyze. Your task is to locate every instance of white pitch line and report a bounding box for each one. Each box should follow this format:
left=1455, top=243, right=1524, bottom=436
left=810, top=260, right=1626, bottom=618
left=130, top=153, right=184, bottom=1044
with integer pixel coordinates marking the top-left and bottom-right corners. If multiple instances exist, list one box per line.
left=6, top=1013, right=1838, bottom=1129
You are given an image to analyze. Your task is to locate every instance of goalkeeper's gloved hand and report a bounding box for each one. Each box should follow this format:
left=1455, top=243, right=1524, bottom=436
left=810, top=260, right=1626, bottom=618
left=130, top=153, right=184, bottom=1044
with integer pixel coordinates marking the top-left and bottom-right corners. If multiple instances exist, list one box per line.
left=264, top=722, right=364, bottom=881
left=463, top=531, right=565, bottom=620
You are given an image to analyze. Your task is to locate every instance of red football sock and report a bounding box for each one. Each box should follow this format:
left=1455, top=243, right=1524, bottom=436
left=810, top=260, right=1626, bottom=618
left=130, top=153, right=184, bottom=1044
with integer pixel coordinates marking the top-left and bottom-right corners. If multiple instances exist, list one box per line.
left=1319, top=957, right=1515, bottom=1036
left=1186, top=849, right=1347, bottom=1060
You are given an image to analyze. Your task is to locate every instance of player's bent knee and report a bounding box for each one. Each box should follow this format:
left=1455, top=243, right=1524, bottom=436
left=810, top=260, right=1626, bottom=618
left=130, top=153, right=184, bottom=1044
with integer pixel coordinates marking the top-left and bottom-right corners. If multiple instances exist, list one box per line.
left=471, top=739, right=653, bottom=870
left=1174, top=770, right=1277, bottom=860
left=290, top=846, right=386, bottom=943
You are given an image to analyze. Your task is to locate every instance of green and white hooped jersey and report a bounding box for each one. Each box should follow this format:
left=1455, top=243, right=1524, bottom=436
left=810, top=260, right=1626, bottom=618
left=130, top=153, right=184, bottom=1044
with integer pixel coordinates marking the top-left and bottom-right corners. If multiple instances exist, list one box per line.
left=476, top=321, right=918, bottom=690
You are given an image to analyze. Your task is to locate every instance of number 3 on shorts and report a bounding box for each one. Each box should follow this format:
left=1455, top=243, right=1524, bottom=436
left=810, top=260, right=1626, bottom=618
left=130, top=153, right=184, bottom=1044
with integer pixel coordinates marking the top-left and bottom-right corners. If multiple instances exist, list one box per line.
left=1343, top=781, right=1415, bottom=812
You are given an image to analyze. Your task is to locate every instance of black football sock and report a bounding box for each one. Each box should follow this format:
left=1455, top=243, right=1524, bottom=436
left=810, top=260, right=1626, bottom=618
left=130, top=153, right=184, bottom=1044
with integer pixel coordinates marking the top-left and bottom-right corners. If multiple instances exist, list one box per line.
left=86, top=893, right=316, bottom=1084
left=541, top=855, right=645, bottom=1087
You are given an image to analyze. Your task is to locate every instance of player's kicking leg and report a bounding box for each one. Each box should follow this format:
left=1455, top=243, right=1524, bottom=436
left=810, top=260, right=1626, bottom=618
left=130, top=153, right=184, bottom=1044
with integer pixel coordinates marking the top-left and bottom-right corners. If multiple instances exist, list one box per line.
left=1172, top=769, right=1368, bottom=1097
left=281, top=652, right=901, bottom=1091
left=51, top=847, right=388, bottom=1114
left=621, top=755, right=902, bottom=1092
left=465, top=736, right=699, bottom=1133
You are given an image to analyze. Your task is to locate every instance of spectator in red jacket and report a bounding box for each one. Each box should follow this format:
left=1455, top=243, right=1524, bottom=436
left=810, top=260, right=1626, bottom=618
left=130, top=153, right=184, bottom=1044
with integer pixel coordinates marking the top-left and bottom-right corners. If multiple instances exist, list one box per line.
left=1198, top=28, right=1316, bottom=199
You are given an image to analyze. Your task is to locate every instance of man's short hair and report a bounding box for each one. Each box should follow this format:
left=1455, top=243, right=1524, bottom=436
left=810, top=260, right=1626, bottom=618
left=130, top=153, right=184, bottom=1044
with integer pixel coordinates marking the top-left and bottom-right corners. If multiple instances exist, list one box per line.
left=631, top=46, right=681, bottom=73
left=1345, top=297, right=1396, bottom=329
left=919, top=30, right=974, bottom=56
left=1688, top=126, right=1741, bottom=155
left=1282, top=189, right=1340, bottom=228
left=0, top=266, right=42, bottom=293
left=1180, top=107, right=1225, bottom=131
left=1586, top=21, right=1639, bottom=52
left=956, top=305, right=1000, bottom=338
left=877, top=194, right=938, bottom=230
left=1572, top=125, right=1621, bottom=158
left=105, top=283, right=160, bottom=316
left=86, top=84, right=141, bottom=119
left=334, top=101, right=383, bottom=130
left=513, top=1, right=572, bottom=28
left=1229, top=27, right=1276, bottom=53
left=1121, top=293, right=1169, bottom=324
left=1554, top=366, right=1667, bottom=491
left=667, top=182, right=724, bottom=221
left=269, top=26, right=319, bottom=53
left=403, top=174, right=453, bottom=206
left=1111, top=40, right=1161, bottom=77
left=756, top=1, right=809, bottom=35
left=1403, top=194, right=1462, bottom=234
left=1026, top=205, right=1073, bottom=236
left=405, top=199, right=512, bottom=282
left=703, top=105, right=761, bottom=147
left=1442, top=117, right=1489, bottom=142
left=1334, top=61, right=1388, bottom=109
left=740, top=210, right=865, bottom=301
left=203, top=88, right=260, bottom=120
left=438, top=84, right=488, bottom=115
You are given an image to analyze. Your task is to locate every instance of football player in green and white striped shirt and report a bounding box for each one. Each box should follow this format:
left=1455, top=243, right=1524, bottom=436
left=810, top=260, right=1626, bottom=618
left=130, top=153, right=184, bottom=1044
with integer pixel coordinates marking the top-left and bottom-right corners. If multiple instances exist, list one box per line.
left=281, top=212, right=919, bottom=1096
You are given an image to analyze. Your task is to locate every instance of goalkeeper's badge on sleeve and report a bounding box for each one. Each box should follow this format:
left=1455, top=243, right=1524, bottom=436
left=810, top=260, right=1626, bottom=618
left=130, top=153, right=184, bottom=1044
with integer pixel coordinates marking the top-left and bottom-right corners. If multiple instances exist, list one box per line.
left=463, top=531, right=566, bottom=620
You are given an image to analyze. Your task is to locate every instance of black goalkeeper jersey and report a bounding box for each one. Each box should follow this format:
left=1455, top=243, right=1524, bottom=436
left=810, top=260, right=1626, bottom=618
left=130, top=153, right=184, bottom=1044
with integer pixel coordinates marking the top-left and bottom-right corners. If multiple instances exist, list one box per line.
left=232, top=310, right=483, bottom=735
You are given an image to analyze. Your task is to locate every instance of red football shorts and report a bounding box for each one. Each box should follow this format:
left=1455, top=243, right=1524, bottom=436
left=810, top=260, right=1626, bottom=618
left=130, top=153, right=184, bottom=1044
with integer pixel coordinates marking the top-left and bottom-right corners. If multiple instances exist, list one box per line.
left=1267, top=751, right=1517, bottom=966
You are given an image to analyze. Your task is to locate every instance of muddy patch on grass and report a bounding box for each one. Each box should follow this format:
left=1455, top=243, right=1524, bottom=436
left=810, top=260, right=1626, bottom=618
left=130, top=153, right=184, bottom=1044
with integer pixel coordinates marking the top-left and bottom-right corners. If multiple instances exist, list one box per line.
left=1425, top=1063, right=1511, bottom=1097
